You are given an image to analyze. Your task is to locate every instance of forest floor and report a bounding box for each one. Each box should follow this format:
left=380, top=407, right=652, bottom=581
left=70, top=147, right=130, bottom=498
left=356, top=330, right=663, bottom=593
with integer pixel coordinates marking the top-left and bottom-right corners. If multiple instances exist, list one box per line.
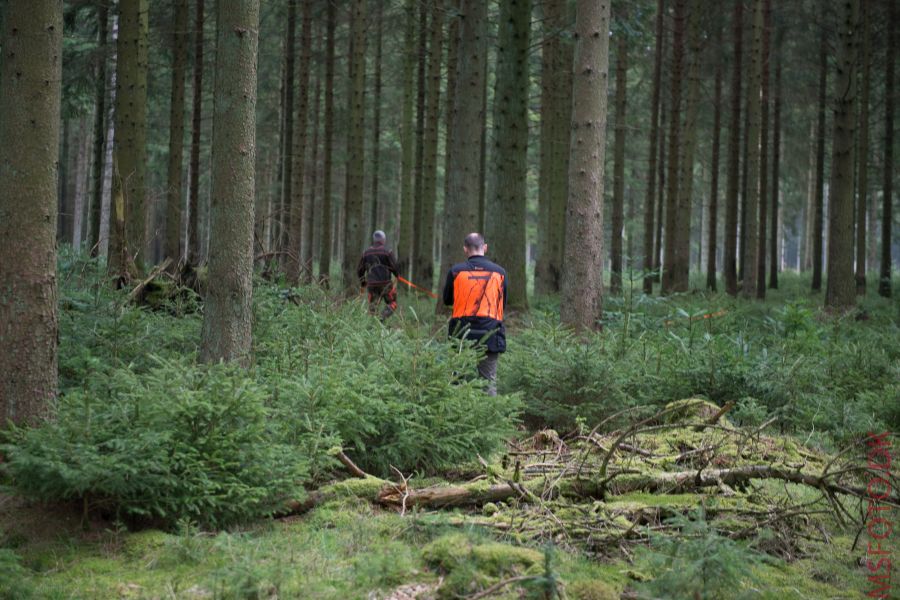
left=2, top=257, right=899, bottom=599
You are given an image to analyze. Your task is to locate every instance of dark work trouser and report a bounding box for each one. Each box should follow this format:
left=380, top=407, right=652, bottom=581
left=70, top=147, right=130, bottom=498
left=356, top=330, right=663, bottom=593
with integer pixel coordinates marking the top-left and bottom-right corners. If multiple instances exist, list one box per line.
left=477, top=351, right=499, bottom=396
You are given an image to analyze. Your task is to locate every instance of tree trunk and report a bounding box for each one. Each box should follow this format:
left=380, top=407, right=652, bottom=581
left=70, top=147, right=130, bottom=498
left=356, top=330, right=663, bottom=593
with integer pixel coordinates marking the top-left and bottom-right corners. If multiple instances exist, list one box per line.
left=278, top=0, right=297, bottom=271
left=369, top=1, right=384, bottom=234
left=59, top=119, right=73, bottom=246
left=755, top=0, right=770, bottom=299
left=878, top=0, right=896, bottom=298
left=199, top=0, right=259, bottom=365
left=287, top=0, right=311, bottom=285
left=812, top=27, right=827, bottom=292
left=165, top=0, right=189, bottom=271
left=318, top=0, right=336, bottom=283
left=0, top=0, right=62, bottom=426
left=560, top=0, right=610, bottom=331
left=73, top=116, right=91, bottom=249
left=414, top=0, right=444, bottom=292
left=536, top=0, right=574, bottom=296
left=707, top=16, right=723, bottom=292
left=802, top=119, right=816, bottom=271
left=825, top=0, right=860, bottom=309
left=410, top=1, right=428, bottom=287
left=642, top=0, right=664, bottom=295
left=768, top=25, right=782, bottom=290
left=108, top=0, right=148, bottom=276
left=309, top=33, right=322, bottom=272
left=187, top=0, right=205, bottom=267
left=486, top=0, right=530, bottom=308
left=397, top=0, right=416, bottom=279
left=723, top=2, right=742, bottom=295
left=438, top=0, right=488, bottom=295
left=610, top=29, right=627, bottom=296
left=854, top=0, right=870, bottom=294
left=89, top=1, right=110, bottom=257
left=299, top=12, right=316, bottom=284
left=654, top=72, right=666, bottom=285
left=341, top=0, right=367, bottom=291
left=443, top=0, right=460, bottom=264
left=661, top=0, right=685, bottom=295
left=741, top=0, right=762, bottom=299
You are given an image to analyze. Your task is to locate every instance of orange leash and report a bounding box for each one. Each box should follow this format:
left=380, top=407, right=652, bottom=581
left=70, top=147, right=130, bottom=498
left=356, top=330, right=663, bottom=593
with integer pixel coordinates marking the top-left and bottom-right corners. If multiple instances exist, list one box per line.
left=397, top=276, right=438, bottom=299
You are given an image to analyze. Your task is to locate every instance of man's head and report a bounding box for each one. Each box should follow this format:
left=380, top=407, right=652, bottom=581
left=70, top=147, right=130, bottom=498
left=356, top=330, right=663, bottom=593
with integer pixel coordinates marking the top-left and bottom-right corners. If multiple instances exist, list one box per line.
left=463, top=232, right=487, bottom=258
left=373, top=230, right=386, bottom=244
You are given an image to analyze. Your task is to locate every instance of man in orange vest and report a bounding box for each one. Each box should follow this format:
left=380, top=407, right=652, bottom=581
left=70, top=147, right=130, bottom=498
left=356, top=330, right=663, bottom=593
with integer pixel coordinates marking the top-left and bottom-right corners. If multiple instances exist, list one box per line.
left=442, top=232, right=507, bottom=396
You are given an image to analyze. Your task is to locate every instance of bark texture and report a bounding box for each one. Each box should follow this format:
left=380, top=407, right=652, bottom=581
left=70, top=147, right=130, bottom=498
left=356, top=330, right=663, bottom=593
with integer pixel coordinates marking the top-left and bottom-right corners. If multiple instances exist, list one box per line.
left=878, top=0, right=896, bottom=298
left=825, top=0, right=860, bottom=310
left=287, top=0, right=311, bottom=285
left=755, top=0, right=770, bottom=299
left=318, top=0, right=335, bottom=282
left=661, top=0, right=685, bottom=294
left=707, top=17, right=723, bottom=292
left=854, top=0, right=869, bottom=295
left=438, top=0, right=488, bottom=294
left=187, top=0, right=205, bottom=266
left=0, top=0, right=62, bottom=426
left=280, top=0, right=297, bottom=270
left=89, top=1, right=109, bottom=256
left=769, top=26, right=782, bottom=290
left=741, top=0, right=763, bottom=298
left=486, top=0, right=531, bottom=308
left=560, top=0, right=610, bottom=331
left=610, top=30, right=627, bottom=295
left=199, top=0, right=259, bottom=365
left=165, top=0, right=189, bottom=270
left=723, top=1, right=742, bottom=295
left=812, top=28, right=827, bottom=291
left=642, top=0, right=664, bottom=295
left=397, top=0, right=416, bottom=279
left=108, top=0, right=148, bottom=275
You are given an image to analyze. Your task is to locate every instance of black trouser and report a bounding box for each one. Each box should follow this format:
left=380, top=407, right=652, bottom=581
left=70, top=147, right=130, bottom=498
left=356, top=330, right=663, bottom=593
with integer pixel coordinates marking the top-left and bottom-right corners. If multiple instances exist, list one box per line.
left=477, top=351, right=499, bottom=396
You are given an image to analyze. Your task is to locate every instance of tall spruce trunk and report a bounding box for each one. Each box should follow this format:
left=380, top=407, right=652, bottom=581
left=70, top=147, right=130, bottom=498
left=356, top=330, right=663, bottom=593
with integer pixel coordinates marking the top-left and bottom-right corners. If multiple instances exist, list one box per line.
left=755, top=0, right=770, bottom=299
left=825, top=0, right=860, bottom=309
left=318, top=0, right=336, bottom=283
left=536, top=0, right=574, bottom=296
left=415, top=0, right=444, bottom=291
left=299, top=12, right=316, bottom=283
left=0, top=0, right=62, bottom=425
left=443, top=0, right=460, bottom=258
left=661, top=0, right=685, bottom=294
left=108, top=0, right=148, bottom=276
left=812, top=28, right=827, bottom=291
left=89, top=1, right=109, bottom=256
left=741, top=0, right=763, bottom=298
left=654, top=40, right=667, bottom=285
left=438, top=0, right=488, bottom=295
left=279, top=0, right=297, bottom=269
left=723, top=1, right=742, bottom=295
left=642, top=0, right=664, bottom=294
left=768, top=26, right=782, bottom=289
left=487, top=0, right=531, bottom=308
left=287, top=1, right=311, bottom=285
left=341, top=0, right=367, bottom=290
left=854, top=0, right=870, bottom=294
left=707, top=16, right=723, bottom=291
left=560, top=0, right=610, bottom=331
left=397, top=0, right=416, bottom=279
left=878, top=0, right=896, bottom=298
left=187, top=0, right=205, bottom=266
left=802, top=119, right=816, bottom=271
left=165, top=0, right=189, bottom=270
left=369, top=2, right=384, bottom=234
left=309, top=33, right=322, bottom=271
left=200, top=0, right=259, bottom=365
left=610, top=30, right=627, bottom=295
left=411, top=1, right=427, bottom=284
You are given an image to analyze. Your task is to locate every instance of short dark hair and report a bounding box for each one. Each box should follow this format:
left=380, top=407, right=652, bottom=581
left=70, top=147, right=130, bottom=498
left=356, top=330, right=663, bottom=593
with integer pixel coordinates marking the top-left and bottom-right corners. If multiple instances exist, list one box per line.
left=464, top=232, right=485, bottom=250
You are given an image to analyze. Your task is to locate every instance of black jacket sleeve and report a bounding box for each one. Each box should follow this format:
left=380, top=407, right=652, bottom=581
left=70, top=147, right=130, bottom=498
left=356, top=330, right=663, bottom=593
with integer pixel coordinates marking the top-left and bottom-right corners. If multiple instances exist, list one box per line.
left=442, top=269, right=455, bottom=306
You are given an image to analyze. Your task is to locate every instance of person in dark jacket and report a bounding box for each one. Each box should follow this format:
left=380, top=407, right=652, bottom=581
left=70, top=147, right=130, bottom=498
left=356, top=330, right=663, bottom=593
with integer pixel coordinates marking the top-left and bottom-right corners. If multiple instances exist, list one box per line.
left=442, top=232, right=507, bottom=395
left=357, top=230, right=399, bottom=319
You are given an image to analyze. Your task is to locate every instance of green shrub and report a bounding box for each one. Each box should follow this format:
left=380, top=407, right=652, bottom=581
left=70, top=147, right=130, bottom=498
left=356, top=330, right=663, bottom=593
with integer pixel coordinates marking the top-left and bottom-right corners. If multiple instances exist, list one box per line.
left=2, top=359, right=306, bottom=528
left=0, top=548, right=33, bottom=600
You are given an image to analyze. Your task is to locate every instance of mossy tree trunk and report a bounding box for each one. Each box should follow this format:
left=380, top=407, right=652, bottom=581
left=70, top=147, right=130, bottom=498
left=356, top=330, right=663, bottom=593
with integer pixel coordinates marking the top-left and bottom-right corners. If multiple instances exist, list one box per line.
left=560, top=0, right=610, bottom=331
left=438, top=0, right=488, bottom=294
left=536, top=0, right=574, bottom=297
left=415, top=0, right=444, bottom=292
left=707, top=16, right=723, bottom=292
left=642, top=0, right=664, bottom=295
left=609, top=28, right=627, bottom=296
left=723, top=1, right=742, bottom=296
left=811, top=28, right=827, bottom=292
left=199, top=0, right=259, bottom=365
left=660, top=0, right=685, bottom=295
left=108, top=0, right=148, bottom=276
left=0, top=0, right=62, bottom=425
left=486, top=0, right=531, bottom=309
left=741, top=0, right=763, bottom=299
left=89, top=1, right=109, bottom=257
left=165, top=0, right=189, bottom=271
left=341, top=0, right=367, bottom=291
left=318, top=0, right=335, bottom=283
left=397, top=0, right=416, bottom=279
left=187, top=0, right=205, bottom=267
left=878, top=0, right=896, bottom=298
left=825, top=0, right=860, bottom=310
